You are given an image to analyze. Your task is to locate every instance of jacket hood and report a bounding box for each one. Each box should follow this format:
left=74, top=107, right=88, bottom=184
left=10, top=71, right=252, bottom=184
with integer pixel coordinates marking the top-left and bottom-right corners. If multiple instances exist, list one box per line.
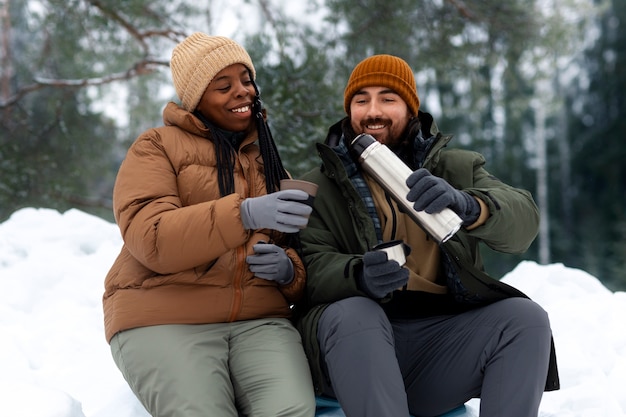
left=163, top=101, right=207, bottom=137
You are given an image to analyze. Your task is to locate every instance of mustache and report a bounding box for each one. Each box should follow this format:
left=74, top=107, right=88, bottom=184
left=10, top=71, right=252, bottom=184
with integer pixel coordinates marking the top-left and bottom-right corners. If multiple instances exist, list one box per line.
left=361, top=118, right=390, bottom=127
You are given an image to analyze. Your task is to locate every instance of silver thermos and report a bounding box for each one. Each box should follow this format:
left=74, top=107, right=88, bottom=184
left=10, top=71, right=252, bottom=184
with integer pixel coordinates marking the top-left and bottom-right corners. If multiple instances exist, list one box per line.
left=350, top=134, right=462, bottom=243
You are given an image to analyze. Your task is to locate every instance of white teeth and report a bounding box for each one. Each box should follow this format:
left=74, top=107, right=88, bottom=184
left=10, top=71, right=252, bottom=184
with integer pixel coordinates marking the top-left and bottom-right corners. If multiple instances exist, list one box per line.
left=367, top=124, right=385, bottom=129
left=232, top=106, right=250, bottom=113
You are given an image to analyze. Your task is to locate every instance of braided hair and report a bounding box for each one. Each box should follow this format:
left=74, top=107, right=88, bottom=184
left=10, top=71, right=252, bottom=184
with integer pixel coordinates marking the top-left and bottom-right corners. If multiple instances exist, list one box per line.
left=193, top=111, right=238, bottom=197
left=250, top=77, right=302, bottom=250
left=251, top=77, right=290, bottom=193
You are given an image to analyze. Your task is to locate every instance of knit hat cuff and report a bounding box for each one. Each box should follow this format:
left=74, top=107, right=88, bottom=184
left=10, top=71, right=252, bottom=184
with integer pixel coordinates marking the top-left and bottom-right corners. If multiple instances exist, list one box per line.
left=344, top=72, right=420, bottom=116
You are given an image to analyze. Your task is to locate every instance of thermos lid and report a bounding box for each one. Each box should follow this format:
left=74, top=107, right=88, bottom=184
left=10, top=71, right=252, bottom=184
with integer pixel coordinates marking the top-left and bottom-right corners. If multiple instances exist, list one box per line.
left=350, top=134, right=377, bottom=157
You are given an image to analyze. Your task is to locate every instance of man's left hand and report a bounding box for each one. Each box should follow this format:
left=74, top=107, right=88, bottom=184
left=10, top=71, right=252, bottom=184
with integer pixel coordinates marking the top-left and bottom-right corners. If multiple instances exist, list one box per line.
left=406, top=168, right=480, bottom=226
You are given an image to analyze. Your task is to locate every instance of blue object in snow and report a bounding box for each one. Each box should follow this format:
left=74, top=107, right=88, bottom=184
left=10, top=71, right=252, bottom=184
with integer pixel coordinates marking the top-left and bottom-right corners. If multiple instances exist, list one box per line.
left=314, top=396, right=468, bottom=417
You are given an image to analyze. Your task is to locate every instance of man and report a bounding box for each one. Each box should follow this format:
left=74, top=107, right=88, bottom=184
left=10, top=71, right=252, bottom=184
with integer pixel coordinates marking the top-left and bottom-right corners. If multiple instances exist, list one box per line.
left=295, top=54, right=559, bottom=417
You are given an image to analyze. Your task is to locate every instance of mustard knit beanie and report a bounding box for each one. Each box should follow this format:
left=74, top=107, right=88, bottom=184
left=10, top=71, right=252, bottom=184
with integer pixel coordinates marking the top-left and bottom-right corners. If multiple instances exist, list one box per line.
left=343, top=54, right=420, bottom=116
left=170, top=33, right=256, bottom=112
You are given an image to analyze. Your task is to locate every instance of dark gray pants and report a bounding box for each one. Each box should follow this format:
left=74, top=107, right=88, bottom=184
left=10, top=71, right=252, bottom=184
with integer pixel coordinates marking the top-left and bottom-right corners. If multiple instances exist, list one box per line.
left=317, top=296, right=552, bottom=417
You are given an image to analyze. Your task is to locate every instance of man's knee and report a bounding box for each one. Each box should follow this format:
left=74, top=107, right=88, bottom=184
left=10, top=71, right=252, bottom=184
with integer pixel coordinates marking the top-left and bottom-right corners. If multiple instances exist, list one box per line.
left=318, top=296, right=391, bottom=342
left=502, top=297, right=551, bottom=330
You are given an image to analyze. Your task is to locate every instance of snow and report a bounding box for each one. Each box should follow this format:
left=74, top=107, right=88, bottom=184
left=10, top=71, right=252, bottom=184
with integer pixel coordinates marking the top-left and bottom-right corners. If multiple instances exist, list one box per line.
left=1, top=207, right=625, bottom=417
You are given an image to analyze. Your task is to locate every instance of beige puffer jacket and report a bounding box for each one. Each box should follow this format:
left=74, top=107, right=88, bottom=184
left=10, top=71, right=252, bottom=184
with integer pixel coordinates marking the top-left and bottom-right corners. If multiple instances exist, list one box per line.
left=103, top=102, right=305, bottom=342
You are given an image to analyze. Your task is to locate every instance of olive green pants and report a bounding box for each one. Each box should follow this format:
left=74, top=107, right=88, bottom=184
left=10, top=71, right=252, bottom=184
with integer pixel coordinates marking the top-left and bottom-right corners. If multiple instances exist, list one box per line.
left=111, top=318, right=315, bottom=417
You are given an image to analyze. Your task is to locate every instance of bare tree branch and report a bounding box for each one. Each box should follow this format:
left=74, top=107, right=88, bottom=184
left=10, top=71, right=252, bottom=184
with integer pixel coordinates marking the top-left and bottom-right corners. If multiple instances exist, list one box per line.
left=86, top=0, right=186, bottom=53
left=0, top=0, right=11, bottom=101
left=0, top=59, right=168, bottom=108
left=0, top=0, right=190, bottom=109
left=257, top=0, right=287, bottom=60
left=445, top=0, right=477, bottom=20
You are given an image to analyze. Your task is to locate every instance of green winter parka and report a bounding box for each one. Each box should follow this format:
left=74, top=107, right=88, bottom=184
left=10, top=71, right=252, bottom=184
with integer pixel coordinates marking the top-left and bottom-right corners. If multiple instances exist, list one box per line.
left=294, top=113, right=560, bottom=395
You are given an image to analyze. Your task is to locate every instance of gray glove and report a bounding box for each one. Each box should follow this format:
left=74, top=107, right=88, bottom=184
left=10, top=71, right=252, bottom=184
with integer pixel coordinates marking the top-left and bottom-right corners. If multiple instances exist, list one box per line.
left=358, top=251, right=409, bottom=299
left=241, top=190, right=312, bottom=233
left=246, top=242, right=294, bottom=285
left=406, top=168, right=480, bottom=226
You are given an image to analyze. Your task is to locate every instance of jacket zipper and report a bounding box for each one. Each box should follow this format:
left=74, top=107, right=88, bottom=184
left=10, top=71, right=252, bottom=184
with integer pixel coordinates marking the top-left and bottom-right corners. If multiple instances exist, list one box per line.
left=228, top=236, right=246, bottom=322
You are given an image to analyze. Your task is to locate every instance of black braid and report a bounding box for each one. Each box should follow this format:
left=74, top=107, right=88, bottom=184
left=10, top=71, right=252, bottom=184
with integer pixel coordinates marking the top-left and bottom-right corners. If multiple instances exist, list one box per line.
left=251, top=77, right=303, bottom=249
left=193, top=110, right=236, bottom=197
left=251, top=78, right=289, bottom=193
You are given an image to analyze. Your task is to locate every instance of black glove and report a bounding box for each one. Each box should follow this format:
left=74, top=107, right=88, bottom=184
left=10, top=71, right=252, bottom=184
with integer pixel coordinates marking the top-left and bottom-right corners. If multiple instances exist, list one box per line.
left=406, top=168, right=480, bottom=226
left=358, top=251, right=409, bottom=299
left=246, top=243, right=294, bottom=285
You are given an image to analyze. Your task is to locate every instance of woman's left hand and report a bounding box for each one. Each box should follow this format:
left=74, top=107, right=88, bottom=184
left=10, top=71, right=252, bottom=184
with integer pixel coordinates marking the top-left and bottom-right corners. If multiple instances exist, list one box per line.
left=246, top=242, right=294, bottom=285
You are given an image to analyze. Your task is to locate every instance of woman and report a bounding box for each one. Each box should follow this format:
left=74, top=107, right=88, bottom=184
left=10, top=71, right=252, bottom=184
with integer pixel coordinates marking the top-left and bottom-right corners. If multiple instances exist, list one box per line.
left=103, top=33, right=315, bottom=417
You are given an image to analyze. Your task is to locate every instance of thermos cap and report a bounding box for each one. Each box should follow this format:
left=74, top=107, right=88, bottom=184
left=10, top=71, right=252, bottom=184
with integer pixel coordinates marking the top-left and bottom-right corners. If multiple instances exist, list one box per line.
left=350, top=134, right=377, bottom=157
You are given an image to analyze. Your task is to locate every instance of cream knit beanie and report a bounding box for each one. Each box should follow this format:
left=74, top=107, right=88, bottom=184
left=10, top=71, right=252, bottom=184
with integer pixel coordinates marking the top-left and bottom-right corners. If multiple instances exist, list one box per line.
left=170, top=33, right=256, bottom=112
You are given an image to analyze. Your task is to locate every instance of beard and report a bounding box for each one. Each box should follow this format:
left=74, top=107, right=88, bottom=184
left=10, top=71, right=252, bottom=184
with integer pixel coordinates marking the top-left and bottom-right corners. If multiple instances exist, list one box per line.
left=354, top=117, right=405, bottom=147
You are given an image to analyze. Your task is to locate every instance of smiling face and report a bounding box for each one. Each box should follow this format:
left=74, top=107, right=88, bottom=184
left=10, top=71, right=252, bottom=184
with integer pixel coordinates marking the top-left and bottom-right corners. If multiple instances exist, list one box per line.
left=349, top=86, right=412, bottom=148
left=195, top=63, right=255, bottom=132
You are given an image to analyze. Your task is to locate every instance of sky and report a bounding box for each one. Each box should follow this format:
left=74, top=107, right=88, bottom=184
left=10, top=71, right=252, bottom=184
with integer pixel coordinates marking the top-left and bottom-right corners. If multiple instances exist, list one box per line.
left=0, top=207, right=625, bottom=417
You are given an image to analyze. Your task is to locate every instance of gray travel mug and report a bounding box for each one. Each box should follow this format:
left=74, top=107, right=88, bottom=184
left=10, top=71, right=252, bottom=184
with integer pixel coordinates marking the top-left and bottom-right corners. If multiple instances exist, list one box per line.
left=350, top=134, right=462, bottom=243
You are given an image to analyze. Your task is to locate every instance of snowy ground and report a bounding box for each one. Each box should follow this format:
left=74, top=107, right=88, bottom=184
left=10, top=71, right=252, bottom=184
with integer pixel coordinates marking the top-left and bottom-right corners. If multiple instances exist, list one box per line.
left=1, top=207, right=625, bottom=417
